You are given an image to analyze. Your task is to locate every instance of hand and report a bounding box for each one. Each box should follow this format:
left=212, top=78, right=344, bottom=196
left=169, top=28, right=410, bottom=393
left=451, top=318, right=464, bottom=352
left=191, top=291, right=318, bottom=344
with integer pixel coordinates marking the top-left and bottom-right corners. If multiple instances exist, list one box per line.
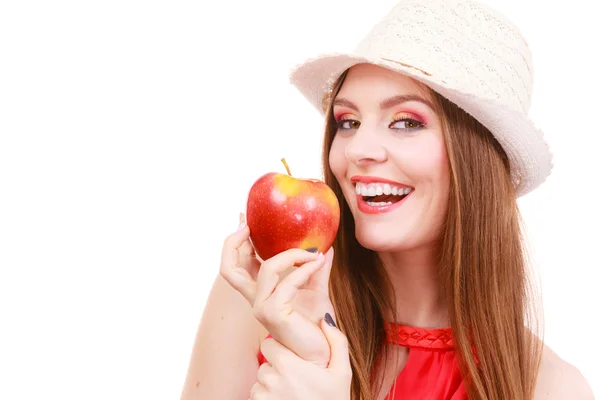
left=220, top=213, right=336, bottom=367
left=250, top=316, right=352, bottom=400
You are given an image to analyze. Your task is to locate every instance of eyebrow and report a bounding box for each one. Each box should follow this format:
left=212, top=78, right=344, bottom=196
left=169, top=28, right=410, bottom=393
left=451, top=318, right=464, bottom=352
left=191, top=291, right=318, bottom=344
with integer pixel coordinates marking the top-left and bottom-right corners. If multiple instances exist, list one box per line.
left=333, top=94, right=435, bottom=112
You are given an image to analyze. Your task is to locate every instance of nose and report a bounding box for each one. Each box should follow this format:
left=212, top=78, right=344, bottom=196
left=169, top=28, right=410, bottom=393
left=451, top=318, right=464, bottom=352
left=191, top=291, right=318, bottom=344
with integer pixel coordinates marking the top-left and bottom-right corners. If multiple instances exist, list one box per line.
left=344, top=125, right=387, bottom=166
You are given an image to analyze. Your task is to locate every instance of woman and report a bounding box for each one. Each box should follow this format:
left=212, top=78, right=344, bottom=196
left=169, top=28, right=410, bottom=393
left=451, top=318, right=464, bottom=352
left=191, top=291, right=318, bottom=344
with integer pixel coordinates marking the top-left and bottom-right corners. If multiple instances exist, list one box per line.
left=181, top=0, right=593, bottom=399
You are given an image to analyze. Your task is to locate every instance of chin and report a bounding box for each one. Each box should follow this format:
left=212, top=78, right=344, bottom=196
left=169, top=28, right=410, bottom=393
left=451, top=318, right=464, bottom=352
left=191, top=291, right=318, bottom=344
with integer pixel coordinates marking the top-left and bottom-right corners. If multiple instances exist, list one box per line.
left=354, top=223, right=419, bottom=252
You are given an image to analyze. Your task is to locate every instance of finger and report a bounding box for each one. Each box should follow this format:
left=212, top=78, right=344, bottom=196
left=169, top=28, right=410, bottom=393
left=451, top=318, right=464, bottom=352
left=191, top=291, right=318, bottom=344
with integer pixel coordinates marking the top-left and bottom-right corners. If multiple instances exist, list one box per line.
left=305, top=247, right=334, bottom=293
left=260, top=337, right=300, bottom=372
left=271, top=253, right=326, bottom=308
left=254, top=254, right=333, bottom=367
left=249, top=381, right=266, bottom=400
left=237, top=214, right=260, bottom=279
left=239, top=242, right=260, bottom=281
left=240, top=212, right=262, bottom=263
left=219, top=220, right=257, bottom=303
left=254, top=248, right=321, bottom=306
left=321, top=313, right=352, bottom=373
left=256, top=362, right=278, bottom=390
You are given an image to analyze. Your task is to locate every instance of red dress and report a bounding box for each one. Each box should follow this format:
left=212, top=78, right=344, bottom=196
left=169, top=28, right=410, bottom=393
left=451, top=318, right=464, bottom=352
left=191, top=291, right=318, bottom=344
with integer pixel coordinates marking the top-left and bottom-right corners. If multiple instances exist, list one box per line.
left=257, top=322, right=467, bottom=399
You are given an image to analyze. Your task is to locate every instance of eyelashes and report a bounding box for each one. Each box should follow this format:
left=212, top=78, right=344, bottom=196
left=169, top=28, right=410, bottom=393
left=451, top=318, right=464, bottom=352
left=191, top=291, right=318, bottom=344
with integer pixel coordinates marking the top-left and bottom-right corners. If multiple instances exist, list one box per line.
left=333, top=115, right=426, bottom=133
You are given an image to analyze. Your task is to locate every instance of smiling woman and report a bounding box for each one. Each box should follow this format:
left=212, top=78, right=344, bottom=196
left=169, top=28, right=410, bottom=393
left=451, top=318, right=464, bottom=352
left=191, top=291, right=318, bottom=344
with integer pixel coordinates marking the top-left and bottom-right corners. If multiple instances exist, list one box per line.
left=181, top=0, right=595, bottom=399
left=321, top=64, right=536, bottom=399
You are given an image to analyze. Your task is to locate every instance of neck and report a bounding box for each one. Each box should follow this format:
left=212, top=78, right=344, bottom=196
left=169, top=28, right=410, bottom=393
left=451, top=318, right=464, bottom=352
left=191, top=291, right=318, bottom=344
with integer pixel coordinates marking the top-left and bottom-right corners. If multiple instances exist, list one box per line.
left=378, top=244, right=449, bottom=329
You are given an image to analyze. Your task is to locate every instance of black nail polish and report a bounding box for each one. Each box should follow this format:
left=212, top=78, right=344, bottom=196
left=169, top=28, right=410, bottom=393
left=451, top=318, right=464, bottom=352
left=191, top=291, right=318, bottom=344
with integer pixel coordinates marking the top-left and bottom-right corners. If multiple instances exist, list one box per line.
left=305, top=247, right=318, bottom=253
left=324, top=313, right=336, bottom=328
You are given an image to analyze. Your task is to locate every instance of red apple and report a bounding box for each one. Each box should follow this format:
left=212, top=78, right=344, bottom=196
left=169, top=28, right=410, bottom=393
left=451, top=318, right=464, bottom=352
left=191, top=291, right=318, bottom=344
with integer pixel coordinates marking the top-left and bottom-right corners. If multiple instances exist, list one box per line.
left=246, top=159, right=341, bottom=261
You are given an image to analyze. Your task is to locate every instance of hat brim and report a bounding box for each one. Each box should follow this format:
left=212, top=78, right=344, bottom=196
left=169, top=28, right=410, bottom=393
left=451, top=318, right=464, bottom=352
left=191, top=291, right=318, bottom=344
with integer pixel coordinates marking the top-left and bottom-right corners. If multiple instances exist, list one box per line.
left=289, top=52, right=553, bottom=197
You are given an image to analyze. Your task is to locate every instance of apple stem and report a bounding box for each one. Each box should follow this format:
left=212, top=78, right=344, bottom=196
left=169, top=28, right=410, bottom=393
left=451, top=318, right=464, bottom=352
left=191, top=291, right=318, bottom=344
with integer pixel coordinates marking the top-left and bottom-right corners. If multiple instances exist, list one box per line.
left=281, top=158, right=292, bottom=176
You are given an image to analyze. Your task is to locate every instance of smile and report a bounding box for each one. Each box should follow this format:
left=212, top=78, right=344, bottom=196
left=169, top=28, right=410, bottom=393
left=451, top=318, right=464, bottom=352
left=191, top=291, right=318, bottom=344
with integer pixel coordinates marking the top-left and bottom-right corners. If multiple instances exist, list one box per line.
left=354, top=182, right=414, bottom=214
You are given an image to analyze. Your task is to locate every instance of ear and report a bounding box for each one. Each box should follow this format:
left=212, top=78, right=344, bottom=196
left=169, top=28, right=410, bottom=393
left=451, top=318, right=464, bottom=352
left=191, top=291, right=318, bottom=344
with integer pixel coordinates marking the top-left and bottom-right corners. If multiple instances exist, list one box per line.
left=304, top=247, right=334, bottom=293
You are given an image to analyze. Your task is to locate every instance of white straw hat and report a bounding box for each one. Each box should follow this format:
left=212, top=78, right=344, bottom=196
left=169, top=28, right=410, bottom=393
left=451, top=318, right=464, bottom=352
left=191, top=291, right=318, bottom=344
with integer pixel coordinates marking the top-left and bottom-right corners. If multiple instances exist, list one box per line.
left=289, top=0, right=553, bottom=197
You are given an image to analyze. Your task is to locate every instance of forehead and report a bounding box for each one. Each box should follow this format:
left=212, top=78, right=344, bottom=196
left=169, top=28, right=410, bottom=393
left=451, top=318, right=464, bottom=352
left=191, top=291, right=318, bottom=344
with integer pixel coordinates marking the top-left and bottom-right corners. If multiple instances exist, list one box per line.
left=335, top=63, right=431, bottom=103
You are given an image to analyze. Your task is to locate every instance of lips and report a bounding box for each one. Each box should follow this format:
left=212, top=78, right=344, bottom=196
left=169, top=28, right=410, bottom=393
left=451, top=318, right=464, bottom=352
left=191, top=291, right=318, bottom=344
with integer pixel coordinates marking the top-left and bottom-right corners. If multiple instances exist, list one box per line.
left=349, top=176, right=414, bottom=215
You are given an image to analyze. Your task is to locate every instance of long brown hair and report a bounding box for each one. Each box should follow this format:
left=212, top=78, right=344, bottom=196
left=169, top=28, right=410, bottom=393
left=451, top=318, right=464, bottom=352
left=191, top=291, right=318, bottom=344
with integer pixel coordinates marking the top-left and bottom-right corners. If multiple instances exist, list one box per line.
left=322, top=69, right=544, bottom=400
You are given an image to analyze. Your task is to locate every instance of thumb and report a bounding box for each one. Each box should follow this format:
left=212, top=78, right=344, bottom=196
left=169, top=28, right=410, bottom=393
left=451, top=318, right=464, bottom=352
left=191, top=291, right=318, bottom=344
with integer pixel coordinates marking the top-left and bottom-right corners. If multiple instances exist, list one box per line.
left=321, top=313, right=351, bottom=371
left=305, top=247, right=334, bottom=293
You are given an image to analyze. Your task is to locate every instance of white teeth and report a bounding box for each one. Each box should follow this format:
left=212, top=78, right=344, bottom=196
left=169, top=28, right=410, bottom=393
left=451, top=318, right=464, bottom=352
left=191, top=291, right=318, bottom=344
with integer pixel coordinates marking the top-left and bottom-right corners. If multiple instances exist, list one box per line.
left=355, top=182, right=413, bottom=197
left=366, top=201, right=393, bottom=206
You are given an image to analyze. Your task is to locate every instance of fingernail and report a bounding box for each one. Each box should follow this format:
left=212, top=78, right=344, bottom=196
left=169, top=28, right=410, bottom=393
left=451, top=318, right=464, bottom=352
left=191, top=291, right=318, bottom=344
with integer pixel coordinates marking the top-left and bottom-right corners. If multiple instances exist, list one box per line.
left=236, top=222, right=246, bottom=232
left=324, top=313, right=336, bottom=328
left=317, top=252, right=323, bottom=259
left=304, top=247, right=318, bottom=253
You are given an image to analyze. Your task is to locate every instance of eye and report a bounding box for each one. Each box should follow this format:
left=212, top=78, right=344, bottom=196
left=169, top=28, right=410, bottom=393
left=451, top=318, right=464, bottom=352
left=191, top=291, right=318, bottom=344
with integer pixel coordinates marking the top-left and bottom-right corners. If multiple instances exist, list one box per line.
left=336, top=118, right=360, bottom=131
left=390, top=118, right=425, bottom=131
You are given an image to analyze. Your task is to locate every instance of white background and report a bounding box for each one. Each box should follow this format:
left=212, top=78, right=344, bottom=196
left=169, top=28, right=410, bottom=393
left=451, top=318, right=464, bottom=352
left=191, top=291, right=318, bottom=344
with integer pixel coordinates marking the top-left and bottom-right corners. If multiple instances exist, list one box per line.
left=1, top=0, right=598, bottom=398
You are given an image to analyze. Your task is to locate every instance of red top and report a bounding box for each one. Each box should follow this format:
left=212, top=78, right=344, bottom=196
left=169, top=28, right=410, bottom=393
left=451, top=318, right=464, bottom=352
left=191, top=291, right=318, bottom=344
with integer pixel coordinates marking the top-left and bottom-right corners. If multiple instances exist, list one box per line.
left=257, top=322, right=467, bottom=399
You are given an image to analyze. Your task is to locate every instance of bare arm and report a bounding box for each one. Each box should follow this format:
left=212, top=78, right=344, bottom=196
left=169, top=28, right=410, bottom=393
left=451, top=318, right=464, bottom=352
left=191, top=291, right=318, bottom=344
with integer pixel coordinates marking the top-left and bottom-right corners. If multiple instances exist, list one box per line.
left=180, top=274, right=266, bottom=400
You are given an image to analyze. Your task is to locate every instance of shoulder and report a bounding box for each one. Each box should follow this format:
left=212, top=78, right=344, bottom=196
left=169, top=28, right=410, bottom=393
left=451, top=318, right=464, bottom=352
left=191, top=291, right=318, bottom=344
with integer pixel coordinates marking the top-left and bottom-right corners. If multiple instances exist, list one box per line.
left=534, top=343, right=595, bottom=399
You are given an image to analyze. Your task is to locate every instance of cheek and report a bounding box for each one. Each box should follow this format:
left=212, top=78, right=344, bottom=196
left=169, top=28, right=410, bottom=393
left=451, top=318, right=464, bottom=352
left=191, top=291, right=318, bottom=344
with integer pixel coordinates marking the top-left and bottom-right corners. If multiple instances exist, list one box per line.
left=412, top=136, right=450, bottom=223
left=399, top=135, right=449, bottom=183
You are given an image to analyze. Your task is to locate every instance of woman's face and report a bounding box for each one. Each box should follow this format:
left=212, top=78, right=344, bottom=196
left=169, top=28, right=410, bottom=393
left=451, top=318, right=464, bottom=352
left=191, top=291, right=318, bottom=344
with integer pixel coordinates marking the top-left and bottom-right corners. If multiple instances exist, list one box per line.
left=329, top=63, right=450, bottom=252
